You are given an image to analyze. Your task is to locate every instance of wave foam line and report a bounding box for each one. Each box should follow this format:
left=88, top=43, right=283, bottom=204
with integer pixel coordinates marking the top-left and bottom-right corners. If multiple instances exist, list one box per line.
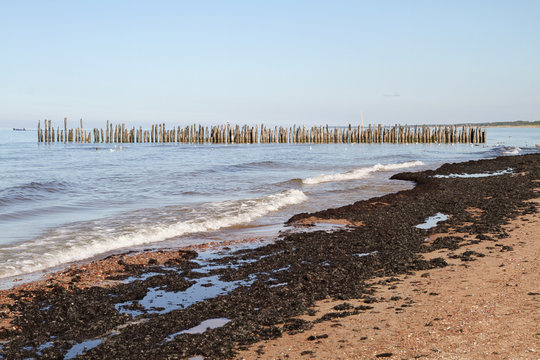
left=302, top=161, right=425, bottom=185
left=502, top=147, right=521, bottom=155
left=0, top=189, right=307, bottom=279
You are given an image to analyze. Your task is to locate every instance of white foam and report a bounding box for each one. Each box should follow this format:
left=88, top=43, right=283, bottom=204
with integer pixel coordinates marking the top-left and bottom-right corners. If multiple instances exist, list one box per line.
left=354, top=251, right=378, bottom=257
left=502, top=146, right=521, bottom=155
left=302, top=161, right=424, bottom=185
left=0, top=189, right=307, bottom=279
left=433, top=168, right=513, bottom=178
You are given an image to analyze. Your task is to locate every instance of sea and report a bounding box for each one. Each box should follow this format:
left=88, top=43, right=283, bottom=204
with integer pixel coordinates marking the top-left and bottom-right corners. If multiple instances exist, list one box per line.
left=0, top=127, right=538, bottom=287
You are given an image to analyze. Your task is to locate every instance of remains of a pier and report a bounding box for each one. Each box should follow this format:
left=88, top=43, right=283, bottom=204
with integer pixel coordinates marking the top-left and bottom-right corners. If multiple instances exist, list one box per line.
left=37, top=119, right=486, bottom=144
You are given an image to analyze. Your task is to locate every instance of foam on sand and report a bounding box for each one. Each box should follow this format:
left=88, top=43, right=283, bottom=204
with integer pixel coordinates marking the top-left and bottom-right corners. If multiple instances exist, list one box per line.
left=433, top=168, right=513, bottom=178
left=302, top=161, right=425, bottom=185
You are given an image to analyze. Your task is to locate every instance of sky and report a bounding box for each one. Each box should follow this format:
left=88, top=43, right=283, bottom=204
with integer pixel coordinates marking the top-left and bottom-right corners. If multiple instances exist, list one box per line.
left=1, top=0, right=539, bottom=128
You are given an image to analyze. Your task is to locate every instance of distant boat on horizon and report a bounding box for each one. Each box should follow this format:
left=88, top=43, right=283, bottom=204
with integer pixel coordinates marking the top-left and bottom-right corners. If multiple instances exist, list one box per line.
left=13, top=128, right=27, bottom=131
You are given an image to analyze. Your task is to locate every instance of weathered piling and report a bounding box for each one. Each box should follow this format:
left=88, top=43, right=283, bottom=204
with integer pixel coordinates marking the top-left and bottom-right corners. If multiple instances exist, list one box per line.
left=37, top=119, right=486, bottom=145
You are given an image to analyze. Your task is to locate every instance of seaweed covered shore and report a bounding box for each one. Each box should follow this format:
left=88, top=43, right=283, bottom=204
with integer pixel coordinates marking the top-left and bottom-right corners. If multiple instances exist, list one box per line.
left=0, top=154, right=538, bottom=359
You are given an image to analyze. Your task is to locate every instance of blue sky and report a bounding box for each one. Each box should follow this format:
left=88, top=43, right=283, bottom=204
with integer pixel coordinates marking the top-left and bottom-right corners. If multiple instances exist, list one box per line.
left=1, top=0, right=539, bottom=127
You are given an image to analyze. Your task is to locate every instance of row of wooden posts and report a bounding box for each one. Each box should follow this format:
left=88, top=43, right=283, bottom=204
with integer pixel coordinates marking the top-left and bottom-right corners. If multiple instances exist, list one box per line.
left=37, top=119, right=486, bottom=145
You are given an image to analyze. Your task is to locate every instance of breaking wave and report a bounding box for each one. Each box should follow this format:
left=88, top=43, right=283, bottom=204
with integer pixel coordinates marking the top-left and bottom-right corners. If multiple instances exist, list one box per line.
left=302, top=161, right=425, bottom=185
left=0, top=189, right=307, bottom=278
left=501, top=146, right=521, bottom=155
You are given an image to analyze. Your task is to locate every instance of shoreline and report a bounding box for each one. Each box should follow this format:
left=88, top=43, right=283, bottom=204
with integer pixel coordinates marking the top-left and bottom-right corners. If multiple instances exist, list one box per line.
left=0, top=154, right=538, bottom=359
left=0, top=237, right=268, bottom=330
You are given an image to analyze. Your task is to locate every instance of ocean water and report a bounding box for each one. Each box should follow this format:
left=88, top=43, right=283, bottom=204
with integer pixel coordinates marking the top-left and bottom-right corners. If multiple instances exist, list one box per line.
left=0, top=127, right=538, bottom=284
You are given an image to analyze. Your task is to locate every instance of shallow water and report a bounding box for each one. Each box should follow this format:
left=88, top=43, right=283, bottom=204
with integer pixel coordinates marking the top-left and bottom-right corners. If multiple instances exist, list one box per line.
left=416, top=213, right=449, bottom=230
left=0, top=127, right=538, bottom=282
left=163, top=318, right=230, bottom=342
left=64, top=339, right=103, bottom=359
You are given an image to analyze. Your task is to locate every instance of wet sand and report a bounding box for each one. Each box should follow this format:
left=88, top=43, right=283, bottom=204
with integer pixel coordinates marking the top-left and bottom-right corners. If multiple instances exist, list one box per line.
left=0, top=154, right=538, bottom=359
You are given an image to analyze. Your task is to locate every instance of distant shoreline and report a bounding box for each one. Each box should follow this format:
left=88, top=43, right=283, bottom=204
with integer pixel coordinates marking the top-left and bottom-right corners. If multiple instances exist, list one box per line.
left=483, top=125, right=540, bottom=128
left=448, top=120, right=539, bottom=128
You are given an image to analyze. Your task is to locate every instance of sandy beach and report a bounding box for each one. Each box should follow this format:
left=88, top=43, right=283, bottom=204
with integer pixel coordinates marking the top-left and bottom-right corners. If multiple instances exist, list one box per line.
left=237, top=200, right=540, bottom=359
left=3, top=1, right=539, bottom=358
left=0, top=154, right=538, bottom=359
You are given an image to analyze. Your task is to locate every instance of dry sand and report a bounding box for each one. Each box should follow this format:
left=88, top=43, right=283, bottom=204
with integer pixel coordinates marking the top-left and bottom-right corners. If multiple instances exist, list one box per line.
left=237, top=201, right=540, bottom=360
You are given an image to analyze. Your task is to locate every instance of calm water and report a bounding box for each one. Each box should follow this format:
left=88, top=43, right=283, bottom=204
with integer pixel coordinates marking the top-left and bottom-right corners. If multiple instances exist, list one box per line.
left=0, top=127, right=538, bottom=282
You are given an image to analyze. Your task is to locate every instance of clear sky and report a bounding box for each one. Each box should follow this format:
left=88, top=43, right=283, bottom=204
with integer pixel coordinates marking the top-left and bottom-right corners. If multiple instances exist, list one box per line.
left=1, top=0, right=539, bottom=127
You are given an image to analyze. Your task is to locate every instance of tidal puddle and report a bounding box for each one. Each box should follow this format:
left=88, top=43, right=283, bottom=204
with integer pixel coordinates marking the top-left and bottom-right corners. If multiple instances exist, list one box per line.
left=64, top=339, right=103, bottom=359
left=416, top=213, right=449, bottom=230
left=163, top=318, right=230, bottom=342
left=115, top=245, right=280, bottom=316
left=37, top=341, right=53, bottom=354
left=116, top=272, right=256, bottom=316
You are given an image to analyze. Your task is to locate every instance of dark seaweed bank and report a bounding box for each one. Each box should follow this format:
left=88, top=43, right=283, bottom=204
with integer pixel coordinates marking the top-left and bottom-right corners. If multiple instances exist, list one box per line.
left=1, top=154, right=538, bottom=359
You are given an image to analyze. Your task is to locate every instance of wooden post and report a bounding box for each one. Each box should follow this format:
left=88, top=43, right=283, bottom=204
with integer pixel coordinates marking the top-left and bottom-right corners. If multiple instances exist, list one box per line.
left=28, top=121, right=491, bottom=146
left=79, top=119, right=83, bottom=142
left=63, top=118, right=67, bottom=143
